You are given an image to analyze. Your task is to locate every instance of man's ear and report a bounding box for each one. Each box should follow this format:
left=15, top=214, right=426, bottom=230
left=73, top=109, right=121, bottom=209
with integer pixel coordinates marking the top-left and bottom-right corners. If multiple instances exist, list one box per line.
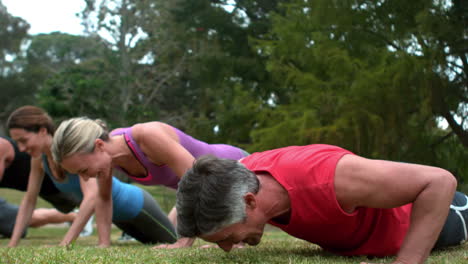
left=244, top=193, right=257, bottom=210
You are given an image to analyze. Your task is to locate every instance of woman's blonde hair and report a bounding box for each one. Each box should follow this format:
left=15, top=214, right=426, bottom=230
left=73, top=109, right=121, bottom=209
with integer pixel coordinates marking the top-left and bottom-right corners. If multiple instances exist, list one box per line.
left=52, top=117, right=109, bottom=163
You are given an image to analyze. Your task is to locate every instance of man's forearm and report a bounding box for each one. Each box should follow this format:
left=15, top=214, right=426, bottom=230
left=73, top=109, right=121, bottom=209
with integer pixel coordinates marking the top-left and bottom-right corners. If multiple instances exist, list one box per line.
left=396, top=175, right=456, bottom=264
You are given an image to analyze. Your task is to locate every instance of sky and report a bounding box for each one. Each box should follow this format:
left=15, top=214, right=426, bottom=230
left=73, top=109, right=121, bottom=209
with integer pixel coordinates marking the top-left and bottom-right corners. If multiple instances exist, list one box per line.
left=2, top=0, right=86, bottom=35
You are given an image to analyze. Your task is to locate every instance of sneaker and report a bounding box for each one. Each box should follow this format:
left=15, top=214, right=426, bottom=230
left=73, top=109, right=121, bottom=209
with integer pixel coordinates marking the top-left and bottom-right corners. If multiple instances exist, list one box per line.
left=118, top=232, right=136, bottom=242
left=79, top=214, right=94, bottom=237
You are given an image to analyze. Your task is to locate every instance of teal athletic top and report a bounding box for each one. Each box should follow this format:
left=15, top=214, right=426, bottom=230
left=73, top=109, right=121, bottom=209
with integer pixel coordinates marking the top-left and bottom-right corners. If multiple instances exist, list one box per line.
left=42, top=156, right=143, bottom=221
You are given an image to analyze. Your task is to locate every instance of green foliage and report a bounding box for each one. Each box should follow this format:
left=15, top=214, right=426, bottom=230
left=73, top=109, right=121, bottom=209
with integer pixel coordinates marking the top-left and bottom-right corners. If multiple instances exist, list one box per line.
left=1, top=0, right=466, bottom=181
left=37, top=57, right=123, bottom=127
left=252, top=0, right=467, bottom=181
left=22, top=33, right=108, bottom=87
left=0, top=2, right=30, bottom=122
left=0, top=2, right=29, bottom=63
left=145, top=0, right=287, bottom=140
left=25, top=33, right=114, bottom=117
left=433, top=134, right=468, bottom=185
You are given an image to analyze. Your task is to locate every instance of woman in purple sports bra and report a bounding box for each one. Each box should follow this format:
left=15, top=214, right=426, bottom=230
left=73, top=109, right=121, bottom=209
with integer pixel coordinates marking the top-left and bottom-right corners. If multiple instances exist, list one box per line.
left=51, top=117, right=249, bottom=249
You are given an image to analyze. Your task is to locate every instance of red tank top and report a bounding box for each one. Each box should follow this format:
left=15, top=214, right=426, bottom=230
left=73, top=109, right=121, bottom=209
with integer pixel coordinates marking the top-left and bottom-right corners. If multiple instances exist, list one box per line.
left=241, top=144, right=412, bottom=256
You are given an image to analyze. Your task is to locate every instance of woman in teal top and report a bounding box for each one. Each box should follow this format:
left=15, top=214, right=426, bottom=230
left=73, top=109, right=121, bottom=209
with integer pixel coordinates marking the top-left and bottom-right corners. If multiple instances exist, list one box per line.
left=6, top=106, right=176, bottom=247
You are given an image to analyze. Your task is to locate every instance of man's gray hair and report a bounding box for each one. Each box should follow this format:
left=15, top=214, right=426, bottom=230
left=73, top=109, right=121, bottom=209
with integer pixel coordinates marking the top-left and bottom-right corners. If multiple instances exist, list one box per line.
left=176, top=155, right=259, bottom=237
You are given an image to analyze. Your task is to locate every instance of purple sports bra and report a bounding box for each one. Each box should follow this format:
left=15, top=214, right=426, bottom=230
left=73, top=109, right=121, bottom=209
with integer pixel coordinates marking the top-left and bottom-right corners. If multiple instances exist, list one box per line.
left=110, top=125, right=247, bottom=189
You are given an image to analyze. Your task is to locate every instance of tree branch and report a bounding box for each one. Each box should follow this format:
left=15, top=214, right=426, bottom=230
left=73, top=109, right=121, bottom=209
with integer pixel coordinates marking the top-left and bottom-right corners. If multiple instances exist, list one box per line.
left=442, top=111, right=468, bottom=148
left=143, top=53, right=187, bottom=107
left=430, top=131, right=454, bottom=148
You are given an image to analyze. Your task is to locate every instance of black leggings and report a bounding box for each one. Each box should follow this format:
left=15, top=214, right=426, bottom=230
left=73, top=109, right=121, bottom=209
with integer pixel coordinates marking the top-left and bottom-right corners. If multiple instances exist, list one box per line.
left=39, top=192, right=81, bottom=213
left=113, top=190, right=177, bottom=244
left=434, top=191, right=468, bottom=249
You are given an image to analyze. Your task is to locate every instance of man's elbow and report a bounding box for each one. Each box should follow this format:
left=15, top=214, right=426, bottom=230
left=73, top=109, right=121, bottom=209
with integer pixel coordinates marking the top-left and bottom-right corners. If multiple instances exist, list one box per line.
left=433, top=169, right=457, bottom=195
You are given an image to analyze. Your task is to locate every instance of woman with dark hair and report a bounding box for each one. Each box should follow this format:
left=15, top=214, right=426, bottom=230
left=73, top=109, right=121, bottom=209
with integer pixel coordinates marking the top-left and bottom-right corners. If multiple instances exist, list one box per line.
left=0, top=136, right=79, bottom=238
left=7, top=106, right=176, bottom=247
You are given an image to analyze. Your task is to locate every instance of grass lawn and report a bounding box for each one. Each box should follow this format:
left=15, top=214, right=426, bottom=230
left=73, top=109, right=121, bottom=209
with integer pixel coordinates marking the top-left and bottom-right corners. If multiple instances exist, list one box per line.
left=1, top=187, right=467, bottom=263
left=0, top=226, right=467, bottom=264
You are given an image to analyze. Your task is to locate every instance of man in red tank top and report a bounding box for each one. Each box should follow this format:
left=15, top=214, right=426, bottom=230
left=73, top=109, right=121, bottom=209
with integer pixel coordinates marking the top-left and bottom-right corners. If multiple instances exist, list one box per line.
left=176, top=144, right=468, bottom=264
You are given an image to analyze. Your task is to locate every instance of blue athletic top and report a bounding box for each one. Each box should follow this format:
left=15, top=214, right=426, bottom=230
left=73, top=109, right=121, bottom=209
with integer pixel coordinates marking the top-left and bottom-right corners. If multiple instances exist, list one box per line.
left=42, top=156, right=144, bottom=221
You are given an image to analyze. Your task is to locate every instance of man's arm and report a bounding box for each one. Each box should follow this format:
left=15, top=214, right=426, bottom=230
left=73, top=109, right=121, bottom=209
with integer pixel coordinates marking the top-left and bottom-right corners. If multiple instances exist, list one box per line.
left=0, top=138, right=13, bottom=182
left=0, top=154, right=6, bottom=182
left=334, top=154, right=457, bottom=264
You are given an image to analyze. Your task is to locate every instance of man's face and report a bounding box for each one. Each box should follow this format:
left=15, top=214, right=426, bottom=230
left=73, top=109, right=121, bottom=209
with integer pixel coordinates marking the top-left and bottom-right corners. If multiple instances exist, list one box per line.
left=200, top=217, right=265, bottom=252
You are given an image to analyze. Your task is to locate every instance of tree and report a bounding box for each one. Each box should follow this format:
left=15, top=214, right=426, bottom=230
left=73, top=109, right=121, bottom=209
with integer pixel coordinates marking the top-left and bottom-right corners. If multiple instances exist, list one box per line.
left=143, top=0, right=291, bottom=141
left=0, top=2, right=29, bottom=73
left=76, top=0, right=289, bottom=138
left=23, top=32, right=109, bottom=94
left=78, top=0, right=188, bottom=124
left=37, top=57, right=120, bottom=124
left=0, top=2, right=30, bottom=125
left=251, top=0, right=467, bottom=181
left=24, top=33, right=120, bottom=124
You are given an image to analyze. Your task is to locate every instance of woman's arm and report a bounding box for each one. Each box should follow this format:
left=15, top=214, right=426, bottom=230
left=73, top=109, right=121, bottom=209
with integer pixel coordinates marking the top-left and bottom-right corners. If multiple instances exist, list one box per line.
left=94, top=172, right=113, bottom=247
left=59, top=176, right=99, bottom=246
left=134, top=123, right=197, bottom=248
left=8, top=157, right=44, bottom=247
left=134, top=123, right=195, bottom=179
